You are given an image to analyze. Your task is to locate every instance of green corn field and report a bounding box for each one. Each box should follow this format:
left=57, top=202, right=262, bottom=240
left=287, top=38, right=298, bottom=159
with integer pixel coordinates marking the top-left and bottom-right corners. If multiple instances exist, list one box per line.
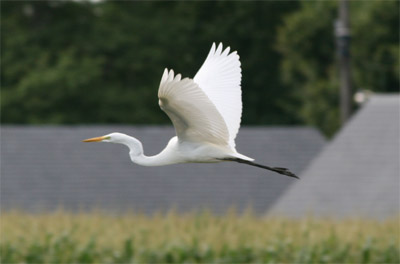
left=1, top=210, right=399, bottom=263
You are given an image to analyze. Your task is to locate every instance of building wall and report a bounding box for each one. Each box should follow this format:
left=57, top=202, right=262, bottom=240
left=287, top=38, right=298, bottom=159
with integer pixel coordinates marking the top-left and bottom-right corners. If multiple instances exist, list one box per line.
left=1, top=126, right=325, bottom=214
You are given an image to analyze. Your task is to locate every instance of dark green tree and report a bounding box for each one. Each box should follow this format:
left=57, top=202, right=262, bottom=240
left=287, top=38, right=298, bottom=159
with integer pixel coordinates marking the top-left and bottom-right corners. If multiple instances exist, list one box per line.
left=2, top=1, right=397, bottom=137
left=277, top=1, right=399, bottom=136
left=1, top=1, right=299, bottom=125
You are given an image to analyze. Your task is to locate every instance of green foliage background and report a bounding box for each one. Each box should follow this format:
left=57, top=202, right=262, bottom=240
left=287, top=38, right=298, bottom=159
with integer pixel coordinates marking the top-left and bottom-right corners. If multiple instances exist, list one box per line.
left=277, top=1, right=399, bottom=135
left=2, top=1, right=398, bottom=136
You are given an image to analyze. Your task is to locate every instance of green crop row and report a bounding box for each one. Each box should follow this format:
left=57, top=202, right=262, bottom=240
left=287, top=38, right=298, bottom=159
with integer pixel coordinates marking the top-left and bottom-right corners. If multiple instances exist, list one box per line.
left=1, top=211, right=399, bottom=263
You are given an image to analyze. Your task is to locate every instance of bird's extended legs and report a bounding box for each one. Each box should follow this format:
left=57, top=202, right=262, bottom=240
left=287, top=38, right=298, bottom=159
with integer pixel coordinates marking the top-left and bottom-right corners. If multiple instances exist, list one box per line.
left=220, top=158, right=299, bottom=179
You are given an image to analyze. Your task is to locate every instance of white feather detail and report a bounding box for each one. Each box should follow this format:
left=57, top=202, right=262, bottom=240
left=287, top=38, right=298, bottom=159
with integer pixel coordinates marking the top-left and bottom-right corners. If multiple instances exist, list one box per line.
left=193, top=43, right=242, bottom=148
left=158, top=69, right=230, bottom=146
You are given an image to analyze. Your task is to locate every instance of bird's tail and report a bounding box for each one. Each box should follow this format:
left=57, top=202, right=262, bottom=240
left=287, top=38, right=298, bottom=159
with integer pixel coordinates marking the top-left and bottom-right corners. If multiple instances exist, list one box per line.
left=222, top=158, right=299, bottom=179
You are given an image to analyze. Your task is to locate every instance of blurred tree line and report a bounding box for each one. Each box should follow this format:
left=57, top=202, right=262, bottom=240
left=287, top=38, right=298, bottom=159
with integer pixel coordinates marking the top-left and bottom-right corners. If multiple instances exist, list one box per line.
left=2, top=1, right=398, bottom=136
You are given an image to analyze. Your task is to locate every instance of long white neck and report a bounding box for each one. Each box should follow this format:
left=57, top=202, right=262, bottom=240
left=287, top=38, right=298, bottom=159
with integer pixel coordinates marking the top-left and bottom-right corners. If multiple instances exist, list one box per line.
left=112, top=134, right=175, bottom=166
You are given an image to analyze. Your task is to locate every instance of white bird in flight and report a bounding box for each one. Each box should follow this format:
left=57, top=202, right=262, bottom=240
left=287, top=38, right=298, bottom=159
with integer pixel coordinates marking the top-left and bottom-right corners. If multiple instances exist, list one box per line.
left=83, top=43, right=298, bottom=178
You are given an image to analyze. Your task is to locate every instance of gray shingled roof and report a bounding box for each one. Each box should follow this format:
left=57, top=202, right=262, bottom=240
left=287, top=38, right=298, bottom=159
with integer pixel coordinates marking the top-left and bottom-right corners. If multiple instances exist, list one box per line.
left=270, top=94, right=400, bottom=218
left=1, top=126, right=325, bottom=214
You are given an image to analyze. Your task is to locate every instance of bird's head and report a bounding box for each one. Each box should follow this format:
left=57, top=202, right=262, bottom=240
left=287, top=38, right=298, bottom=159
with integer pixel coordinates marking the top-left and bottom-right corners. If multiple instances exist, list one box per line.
left=82, top=132, right=127, bottom=144
left=83, top=132, right=144, bottom=157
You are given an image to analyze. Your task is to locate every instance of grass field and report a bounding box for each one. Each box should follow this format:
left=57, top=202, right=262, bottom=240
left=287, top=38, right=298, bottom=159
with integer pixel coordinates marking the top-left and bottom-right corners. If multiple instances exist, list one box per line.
left=1, top=211, right=399, bottom=263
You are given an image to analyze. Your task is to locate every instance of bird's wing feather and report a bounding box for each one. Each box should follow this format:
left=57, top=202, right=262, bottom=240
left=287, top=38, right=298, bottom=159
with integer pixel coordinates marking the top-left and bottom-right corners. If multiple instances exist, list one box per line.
left=158, top=69, right=230, bottom=145
left=193, top=43, right=242, bottom=148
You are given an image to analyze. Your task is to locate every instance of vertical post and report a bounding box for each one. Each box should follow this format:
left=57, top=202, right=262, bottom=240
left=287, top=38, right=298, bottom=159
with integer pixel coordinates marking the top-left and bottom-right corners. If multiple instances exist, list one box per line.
left=335, top=0, right=352, bottom=124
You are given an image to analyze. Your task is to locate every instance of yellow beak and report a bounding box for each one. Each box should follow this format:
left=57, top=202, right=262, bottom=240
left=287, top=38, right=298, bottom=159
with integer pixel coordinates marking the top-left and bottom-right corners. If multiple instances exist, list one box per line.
left=82, top=136, right=107, bottom=142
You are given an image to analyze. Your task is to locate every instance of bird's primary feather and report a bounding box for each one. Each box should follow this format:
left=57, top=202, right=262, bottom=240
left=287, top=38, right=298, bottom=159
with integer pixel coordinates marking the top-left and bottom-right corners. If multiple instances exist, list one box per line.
left=194, top=43, right=242, bottom=148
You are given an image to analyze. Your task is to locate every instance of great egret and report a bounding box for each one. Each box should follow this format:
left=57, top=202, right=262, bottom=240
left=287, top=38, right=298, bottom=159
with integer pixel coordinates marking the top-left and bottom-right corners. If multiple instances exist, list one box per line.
left=83, top=43, right=298, bottom=178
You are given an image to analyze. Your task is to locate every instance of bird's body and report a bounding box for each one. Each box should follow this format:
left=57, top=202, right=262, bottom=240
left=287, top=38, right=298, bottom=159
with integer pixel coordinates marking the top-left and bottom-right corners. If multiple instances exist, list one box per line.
left=84, top=43, right=298, bottom=178
left=107, top=134, right=251, bottom=167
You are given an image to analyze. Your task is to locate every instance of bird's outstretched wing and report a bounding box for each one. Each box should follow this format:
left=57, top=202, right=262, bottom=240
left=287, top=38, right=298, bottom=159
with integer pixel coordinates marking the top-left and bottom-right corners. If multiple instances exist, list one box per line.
left=194, top=43, right=242, bottom=148
left=158, top=69, right=230, bottom=146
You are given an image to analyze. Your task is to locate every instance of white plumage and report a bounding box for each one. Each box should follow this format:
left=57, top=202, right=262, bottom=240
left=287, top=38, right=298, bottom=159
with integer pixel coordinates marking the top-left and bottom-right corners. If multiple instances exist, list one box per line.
left=83, top=43, right=298, bottom=178
left=194, top=43, right=242, bottom=148
left=158, top=68, right=229, bottom=146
